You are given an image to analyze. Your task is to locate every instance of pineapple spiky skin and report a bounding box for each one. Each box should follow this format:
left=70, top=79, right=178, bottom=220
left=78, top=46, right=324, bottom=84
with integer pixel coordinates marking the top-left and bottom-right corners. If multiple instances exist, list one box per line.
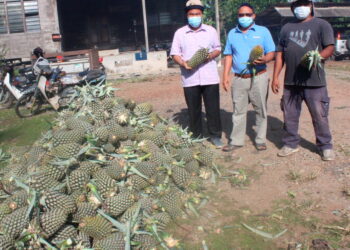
left=51, top=129, right=86, bottom=147
left=195, top=147, right=213, bottom=167
left=132, top=234, right=158, bottom=249
left=185, top=160, right=200, bottom=175
left=68, top=170, right=90, bottom=193
left=94, top=126, right=111, bottom=143
left=79, top=216, right=113, bottom=240
left=249, top=45, right=264, bottom=62
left=93, top=233, right=125, bottom=250
left=0, top=234, right=15, bottom=250
left=79, top=161, right=101, bottom=176
left=150, top=151, right=173, bottom=166
left=127, top=175, right=150, bottom=191
left=1, top=206, right=29, bottom=238
left=139, top=197, right=158, bottom=214
left=72, top=202, right=97, bottom=222
left=119, top=202, right=142, bottom=223
left=138, top=140, right=160, bottom=154
left=40, top=208, right=68, bottom=237
left=42, top=191, right=77, bottom=214
left=136, top=131, right=164, bottom=147
left=165, top=132, right=186, bottom=148
left=37, top=164, right=66, bottom=181
left=93, top=169, right=118, bottom=198
left=0, top=203, right=13, bottom=221
left=104, top=161, right=126, bottom=181
left=159, top=190, right=183, bottom=218
left=6, top=189, right=29, bottom=211
left=144, top=212, right=172, bottom=231
left=109, top=123, right=128, bottom=141
left=103, top=191, right=136, bottom=217
left=134, top=103, right=153, bottom=116
left=134, top=162, right=158, bottom=178
left=187, top=48, right=209, bottom=69
left=174, top=148, right=195, bottom=163
left=29, top=173, right=61, bottom=192
left=50, top=143, right=81, bottom=159
left=171, top=166, right=191, bottom=189
left=51, top=225, right=78, bottom=246
left=65, top=118, right=94, bottom=133
left=77, top=231, right=91, bottom=248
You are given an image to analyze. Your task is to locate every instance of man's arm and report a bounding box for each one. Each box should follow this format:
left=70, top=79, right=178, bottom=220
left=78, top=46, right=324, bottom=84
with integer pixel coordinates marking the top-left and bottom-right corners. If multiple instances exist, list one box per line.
left=222, top=55, right=233, bottom=92
left=272, top=51, right=284, bottom=94
left=208, top=50, right=221, bottom=61
left=320, top=45, right=334, bottom=60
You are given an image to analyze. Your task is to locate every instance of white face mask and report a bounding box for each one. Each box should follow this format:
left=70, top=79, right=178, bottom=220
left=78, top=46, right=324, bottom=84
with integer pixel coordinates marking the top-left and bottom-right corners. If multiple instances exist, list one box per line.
left=294, top=6, right=311, bottom=20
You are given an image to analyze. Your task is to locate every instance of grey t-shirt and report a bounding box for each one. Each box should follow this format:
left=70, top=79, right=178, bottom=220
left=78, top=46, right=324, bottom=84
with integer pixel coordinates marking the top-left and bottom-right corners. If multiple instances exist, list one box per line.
left=277, top=17, right=334, bottom=87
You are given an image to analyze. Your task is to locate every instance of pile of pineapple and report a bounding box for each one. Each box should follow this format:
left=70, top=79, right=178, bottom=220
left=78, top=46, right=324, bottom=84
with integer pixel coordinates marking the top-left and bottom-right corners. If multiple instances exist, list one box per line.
left=0, top=83, right=217, bottom=249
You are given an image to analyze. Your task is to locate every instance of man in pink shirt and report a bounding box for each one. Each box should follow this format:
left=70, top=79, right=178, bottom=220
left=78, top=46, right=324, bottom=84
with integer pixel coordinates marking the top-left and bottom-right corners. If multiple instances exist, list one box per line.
left=170, top=0, right=223, bottom=148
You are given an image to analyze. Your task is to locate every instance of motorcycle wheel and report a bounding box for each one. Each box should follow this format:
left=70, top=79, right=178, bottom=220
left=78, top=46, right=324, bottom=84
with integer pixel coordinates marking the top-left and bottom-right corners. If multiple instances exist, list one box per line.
left=15, top=92, right=42, bottom=118
left=58, top=87, right=79, bottom=107
left=0, top=87, right=15, bottom=109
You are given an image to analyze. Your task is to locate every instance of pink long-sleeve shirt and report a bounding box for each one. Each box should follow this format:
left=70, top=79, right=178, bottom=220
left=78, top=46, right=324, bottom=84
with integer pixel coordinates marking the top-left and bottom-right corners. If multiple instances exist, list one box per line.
left=170, top=24, right=221, bottom=88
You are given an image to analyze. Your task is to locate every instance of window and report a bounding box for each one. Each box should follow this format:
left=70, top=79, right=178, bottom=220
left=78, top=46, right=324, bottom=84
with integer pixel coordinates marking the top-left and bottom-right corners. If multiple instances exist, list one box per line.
left=0, top=0, right=40, bottom=34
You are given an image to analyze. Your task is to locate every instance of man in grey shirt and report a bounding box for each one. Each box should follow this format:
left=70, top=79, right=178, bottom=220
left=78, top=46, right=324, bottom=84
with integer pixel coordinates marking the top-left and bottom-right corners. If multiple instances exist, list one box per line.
left=272, top=0, right=335, bottom=161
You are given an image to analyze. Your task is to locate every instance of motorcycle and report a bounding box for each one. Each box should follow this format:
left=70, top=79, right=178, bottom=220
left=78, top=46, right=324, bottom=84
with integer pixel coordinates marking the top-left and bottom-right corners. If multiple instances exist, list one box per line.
left=15, top=67, right=106, bottom=118
left=0, top=60, right=35, bottom=108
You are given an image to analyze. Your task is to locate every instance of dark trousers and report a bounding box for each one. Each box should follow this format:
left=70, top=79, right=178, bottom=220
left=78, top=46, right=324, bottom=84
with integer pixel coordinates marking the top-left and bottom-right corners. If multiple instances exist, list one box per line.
left=281, top=86, right=333, bottom=150
left=183, top=84, right=222, bottom=138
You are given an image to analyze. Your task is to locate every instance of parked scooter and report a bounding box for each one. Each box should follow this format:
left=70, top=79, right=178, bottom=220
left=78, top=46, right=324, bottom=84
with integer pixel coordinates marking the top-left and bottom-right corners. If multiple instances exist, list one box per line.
left=0, top=60, right=35, bottom=108
left=15, top=67, right=106, bottom=118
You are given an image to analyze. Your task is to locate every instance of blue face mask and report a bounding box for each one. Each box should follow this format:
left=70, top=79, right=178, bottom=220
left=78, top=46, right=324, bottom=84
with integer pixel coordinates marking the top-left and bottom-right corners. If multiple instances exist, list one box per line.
left=294, top=6, right=311, bottom=20
left=238, top=16, right=254, bottom=28
left=188, top=16, right=202, bottom=28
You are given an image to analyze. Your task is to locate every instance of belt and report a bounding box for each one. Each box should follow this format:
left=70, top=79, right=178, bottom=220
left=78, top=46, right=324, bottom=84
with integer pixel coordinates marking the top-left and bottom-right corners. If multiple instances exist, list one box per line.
left=234, top=69, right=267, bottom=79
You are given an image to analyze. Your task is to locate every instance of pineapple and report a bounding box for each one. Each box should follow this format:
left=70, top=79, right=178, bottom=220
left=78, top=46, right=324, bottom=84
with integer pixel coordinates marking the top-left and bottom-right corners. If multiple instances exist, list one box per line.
left=195, top=146, right=213, bottom=167
left=108, top=123, right=128, bottom=141
left=79, top=161, right=101, bottom=176
left=93, top=233, right=125, bottom=250
left=119, top=202, right=142, bottom=223
left=77, top=231, right=91, bottom=248
left=51, top=129, right=86, bottom=147
left=134, top=161, right=158, bottom=178
left=165, top=132, right=186, bottom=148
left=134, top=103, right=153, bottom=116
left=171, top=166, right=191, bottom=189
left=94, top=126, right=110, bottom=143
left=185, top=160, right=200, bottom=175
left=0, top=203, right=12, bottom=221
left=139, top=196, right=158, bottom=214
left=41, top=191, right=77, bottom=214
left=0, top=234, right=15, bottom=250
left=138, top=139, right=160, bottom=154
left=51, top=225, right=78, bottom=245
left=72, top=202, right=97, bottom=222
left=104, top=161, right=126, bottom=181
left=103, top=190, right=136, bottom=217
left=300, top=48, right=323, bottom=70
left=79, top=216, right=113, bottom=240
left=1, top=206, right=29, bottom=238
left=101, top=98, right=116, bottom=111
left=150, top=151, right=173, bottom=166
left=65, top=117, right=94, bottom=133
left=144, top=212, right=171, bottom=231
left=40, top=208, right=68, bottom=237
left=36, top=164, right=66, bottom=181
left=136, top=131, right=164, bottom=147
left=127, top=175, right=150, bottom=191
left=93, top=169, right=118, bottom=198
left=174, top=148, right=195, bottom=163
left=50, top=143, right=81, bottom=159
left=159, top=190, right=183, bottom=218
left=132, top=234, right=158, bottom=249
left=68, top=170, right=90, bottom=193
left=29, top=173, right=61, bottom=192
left=249, top=45, right=264, bottom=63
left=187, top=48, right=209, bottom=69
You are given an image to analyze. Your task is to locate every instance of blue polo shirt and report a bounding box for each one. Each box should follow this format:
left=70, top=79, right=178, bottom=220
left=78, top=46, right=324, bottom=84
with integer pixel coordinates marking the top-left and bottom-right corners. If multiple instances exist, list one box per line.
left=223, top=24, right=276, bottom=74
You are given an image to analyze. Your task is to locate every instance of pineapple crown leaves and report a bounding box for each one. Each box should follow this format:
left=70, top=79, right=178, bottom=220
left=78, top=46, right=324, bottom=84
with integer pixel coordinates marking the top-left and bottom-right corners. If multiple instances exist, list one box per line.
left=87, top=182, right=103, bottom=203
left=128, top=166, right=150, bottom=180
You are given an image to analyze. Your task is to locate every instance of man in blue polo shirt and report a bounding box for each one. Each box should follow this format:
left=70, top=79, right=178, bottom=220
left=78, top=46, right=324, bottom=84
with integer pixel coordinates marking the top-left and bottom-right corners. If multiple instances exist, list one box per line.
left=222, top=3, right=275, bottom=152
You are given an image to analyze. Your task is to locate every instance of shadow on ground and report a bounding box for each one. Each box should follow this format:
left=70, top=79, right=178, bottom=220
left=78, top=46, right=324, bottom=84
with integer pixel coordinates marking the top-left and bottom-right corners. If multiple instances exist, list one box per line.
left=172, top=109, right=317, bottom=152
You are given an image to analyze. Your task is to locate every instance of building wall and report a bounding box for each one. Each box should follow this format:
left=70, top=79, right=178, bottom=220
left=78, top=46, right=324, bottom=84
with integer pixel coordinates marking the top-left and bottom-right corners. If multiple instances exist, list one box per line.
left=0, top=0, right=61, bottom=59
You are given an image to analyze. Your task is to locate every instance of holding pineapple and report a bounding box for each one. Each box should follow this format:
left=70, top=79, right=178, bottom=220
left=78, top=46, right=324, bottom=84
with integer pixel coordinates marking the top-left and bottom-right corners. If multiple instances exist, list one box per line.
left=170, top=0, right=223, bottom=147
left=222, top=3, right=276, bottom=152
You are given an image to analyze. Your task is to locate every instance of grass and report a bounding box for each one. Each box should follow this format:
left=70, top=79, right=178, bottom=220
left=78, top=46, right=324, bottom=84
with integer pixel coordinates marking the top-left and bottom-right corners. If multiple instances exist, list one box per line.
left=0, top=109, right=55, bottom=149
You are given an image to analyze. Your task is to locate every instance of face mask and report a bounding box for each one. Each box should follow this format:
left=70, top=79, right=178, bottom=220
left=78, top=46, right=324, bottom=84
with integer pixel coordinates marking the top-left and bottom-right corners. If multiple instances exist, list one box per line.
left=294, top=6, right=311, bottom=20
left=188, top=16, right=202, bottom=28
left=238, top=16, right=254, bottom=28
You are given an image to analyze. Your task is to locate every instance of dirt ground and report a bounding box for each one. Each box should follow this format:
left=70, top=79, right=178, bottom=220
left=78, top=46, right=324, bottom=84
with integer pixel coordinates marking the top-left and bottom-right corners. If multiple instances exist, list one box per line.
left=116, top=61, right=350, bottom=249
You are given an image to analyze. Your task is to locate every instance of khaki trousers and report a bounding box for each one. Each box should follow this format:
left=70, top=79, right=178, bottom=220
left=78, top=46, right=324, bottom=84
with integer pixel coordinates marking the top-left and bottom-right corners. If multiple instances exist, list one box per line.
left=230, top=73, right=269, bottom=146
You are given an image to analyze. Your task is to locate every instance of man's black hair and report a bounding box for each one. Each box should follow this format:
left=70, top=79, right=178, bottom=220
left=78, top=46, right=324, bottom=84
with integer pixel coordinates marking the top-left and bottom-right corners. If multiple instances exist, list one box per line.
left=238, top=3, right=255, bottom=13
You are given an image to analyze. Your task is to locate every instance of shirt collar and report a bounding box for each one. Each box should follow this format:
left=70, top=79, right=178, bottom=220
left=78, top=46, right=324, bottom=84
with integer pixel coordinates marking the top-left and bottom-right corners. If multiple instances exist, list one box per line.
left=234, top=23, right=256, bottom=33
left=185, top=24, right=207, bottom=33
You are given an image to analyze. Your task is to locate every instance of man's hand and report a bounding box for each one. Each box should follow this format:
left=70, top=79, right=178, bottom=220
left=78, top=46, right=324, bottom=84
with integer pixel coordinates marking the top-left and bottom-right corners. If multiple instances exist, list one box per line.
left=182, top=61, right=192, bottom=70
left=253, top=56, right=267, bottom=65
left=222, top=76, right=231, bottom=92
left=271, top=78, right=280, bottom=94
